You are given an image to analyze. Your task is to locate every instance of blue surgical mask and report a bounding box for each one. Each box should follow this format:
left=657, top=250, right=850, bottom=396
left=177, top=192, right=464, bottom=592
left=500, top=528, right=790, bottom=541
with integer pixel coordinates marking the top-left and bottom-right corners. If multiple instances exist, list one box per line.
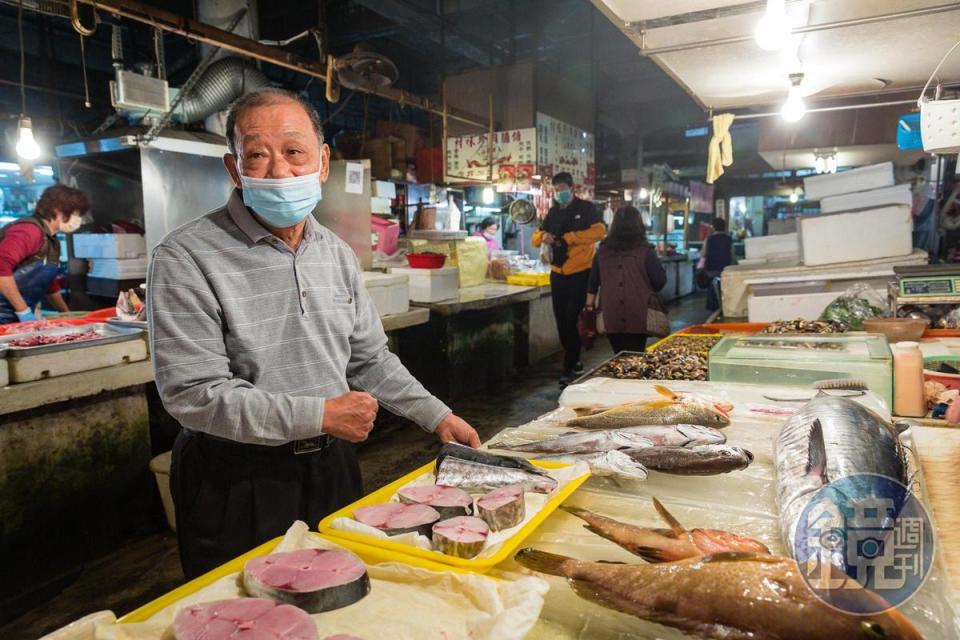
left=240, top=171, right=322, bottom=228
left=554, top=190, right=572, bottom=205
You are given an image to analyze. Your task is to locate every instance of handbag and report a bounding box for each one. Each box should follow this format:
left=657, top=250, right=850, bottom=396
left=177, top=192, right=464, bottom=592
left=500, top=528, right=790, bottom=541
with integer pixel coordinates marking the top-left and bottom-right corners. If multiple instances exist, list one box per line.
left=638, top=247, right=670, bottom=338
left=919, top=40, right=960, bottom=154
left=577, top=306, right=598, bottom=350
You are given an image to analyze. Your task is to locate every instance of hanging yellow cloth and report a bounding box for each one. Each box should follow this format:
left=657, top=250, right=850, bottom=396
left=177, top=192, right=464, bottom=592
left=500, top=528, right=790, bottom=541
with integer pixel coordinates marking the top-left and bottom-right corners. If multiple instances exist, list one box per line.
left=706, top=113, right=735, bottom=184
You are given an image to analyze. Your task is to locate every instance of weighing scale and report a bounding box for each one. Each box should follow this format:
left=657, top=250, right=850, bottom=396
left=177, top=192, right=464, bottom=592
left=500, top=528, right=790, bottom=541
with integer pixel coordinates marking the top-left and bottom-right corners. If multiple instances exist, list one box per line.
left=890, top=265, right=960, bottom=310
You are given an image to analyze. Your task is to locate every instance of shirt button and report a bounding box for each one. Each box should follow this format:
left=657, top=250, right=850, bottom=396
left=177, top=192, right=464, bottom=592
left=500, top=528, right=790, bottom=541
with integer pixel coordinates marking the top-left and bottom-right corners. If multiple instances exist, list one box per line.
left=302, top=291, right=307, bottom=298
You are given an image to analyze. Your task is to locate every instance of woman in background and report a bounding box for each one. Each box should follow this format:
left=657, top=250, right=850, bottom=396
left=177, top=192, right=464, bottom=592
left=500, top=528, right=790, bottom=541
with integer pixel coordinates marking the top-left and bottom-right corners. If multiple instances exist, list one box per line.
left=473, top=216, right=500, bottom=253
left=585, top=206, right=667, bottom=354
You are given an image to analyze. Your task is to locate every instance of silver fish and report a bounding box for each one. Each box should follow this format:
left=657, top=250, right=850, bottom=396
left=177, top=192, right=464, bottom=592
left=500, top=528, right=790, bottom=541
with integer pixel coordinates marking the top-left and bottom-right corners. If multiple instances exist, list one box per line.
left=775, top=394, right=908, bottom=556
left=489, top=424, right=724, bottom=455
left=538, top=450, right=649, bottom=482
left=625, top=445, right=754, bottom=475
left=436, top=456, right=558, bottom=494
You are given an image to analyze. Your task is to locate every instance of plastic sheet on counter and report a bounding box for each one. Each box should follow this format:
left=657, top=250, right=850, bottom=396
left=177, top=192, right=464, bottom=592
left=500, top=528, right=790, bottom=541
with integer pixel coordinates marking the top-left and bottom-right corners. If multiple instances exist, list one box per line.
left=95, top=522, right=549, bottom=640
left=487, top=379, right=958, bottom=638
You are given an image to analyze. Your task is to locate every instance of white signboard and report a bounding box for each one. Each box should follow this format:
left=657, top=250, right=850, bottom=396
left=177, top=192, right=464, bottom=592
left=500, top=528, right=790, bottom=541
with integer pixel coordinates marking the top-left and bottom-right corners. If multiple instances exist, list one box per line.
left=445, top=128, right=537, bottom=182
left=536, top=113, right=595, bottom=200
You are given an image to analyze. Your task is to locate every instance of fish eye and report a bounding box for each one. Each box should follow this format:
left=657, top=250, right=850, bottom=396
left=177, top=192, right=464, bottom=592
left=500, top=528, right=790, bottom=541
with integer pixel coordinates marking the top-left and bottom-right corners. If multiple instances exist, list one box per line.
left=861, top=621, right=886, bottom=639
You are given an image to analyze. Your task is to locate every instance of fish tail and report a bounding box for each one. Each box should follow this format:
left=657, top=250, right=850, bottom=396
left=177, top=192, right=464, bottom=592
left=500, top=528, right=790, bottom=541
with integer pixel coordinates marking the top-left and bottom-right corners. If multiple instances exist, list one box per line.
left=806, top=419, right=829, bottom=484
left=652, top=497, right=686, bottom=536
left=560, top=504, right=590, bottom=518
left=514, top=548, right=575, bottom=576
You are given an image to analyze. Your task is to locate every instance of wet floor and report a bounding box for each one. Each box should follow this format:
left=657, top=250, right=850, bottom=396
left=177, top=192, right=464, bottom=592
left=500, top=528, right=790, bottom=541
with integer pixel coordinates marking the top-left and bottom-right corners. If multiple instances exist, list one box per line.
left=3, top=295, right=710, bottom=639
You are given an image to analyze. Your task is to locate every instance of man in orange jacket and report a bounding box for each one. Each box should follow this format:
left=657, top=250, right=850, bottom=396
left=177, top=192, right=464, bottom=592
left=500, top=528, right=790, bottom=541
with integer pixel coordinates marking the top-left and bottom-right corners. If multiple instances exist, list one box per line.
left=532, top=172, right=605, bottom=384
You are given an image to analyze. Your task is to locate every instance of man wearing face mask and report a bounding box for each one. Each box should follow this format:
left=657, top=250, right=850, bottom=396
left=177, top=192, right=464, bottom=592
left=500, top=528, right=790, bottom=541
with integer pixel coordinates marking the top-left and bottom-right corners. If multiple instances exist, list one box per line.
left=147, top=88, right=480, bottom=579
left=532, top=173, right=605, bottom=385
left=0, top=184, right=88, bottom=324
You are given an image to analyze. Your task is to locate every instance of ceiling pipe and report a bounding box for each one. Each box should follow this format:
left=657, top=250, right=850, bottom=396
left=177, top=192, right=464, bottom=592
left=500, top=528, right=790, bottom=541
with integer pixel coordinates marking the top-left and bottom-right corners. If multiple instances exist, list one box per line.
left=73, top=0, right=489, bottom=129
left=637, top=2, right=960, bottom=56
left=723, top=98, right=917, bottom=121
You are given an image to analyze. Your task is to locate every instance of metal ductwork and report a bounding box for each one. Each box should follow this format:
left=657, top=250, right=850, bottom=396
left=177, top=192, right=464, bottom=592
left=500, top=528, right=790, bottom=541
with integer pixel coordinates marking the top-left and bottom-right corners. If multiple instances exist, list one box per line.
left=179, top=56, right=270, bottom=124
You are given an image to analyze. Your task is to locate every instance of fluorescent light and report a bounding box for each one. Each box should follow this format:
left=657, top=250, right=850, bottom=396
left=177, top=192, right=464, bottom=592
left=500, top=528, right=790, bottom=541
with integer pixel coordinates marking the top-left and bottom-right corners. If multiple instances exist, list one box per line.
left=0, top=162, right=19, bottom=171
left=754, top=0, right=792, bottom=51
left=781, top=75, right=806, bottom=123
left=35, top=165, right=53, bottom=176
left=481, top=187, right=495, bottom=205
left=16, top=117, right=40, bottom=160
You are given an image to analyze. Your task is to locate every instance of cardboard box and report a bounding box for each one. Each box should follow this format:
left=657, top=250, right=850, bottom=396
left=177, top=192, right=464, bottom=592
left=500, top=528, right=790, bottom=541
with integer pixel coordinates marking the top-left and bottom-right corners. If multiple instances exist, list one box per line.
left=799, top=205, right=912, bottom=266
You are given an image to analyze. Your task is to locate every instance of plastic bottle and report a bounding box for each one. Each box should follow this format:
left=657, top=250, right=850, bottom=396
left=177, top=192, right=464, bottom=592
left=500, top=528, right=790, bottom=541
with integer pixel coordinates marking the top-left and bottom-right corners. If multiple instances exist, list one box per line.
left=893, top=341, right=926, bottom=418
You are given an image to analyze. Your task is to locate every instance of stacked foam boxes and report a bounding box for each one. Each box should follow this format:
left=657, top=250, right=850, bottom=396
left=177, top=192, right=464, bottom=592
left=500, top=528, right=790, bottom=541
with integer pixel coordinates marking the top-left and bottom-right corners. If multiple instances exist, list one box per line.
left=73, top=234, right=148, bottom=293
left=800, top=162, right=913, bottom=266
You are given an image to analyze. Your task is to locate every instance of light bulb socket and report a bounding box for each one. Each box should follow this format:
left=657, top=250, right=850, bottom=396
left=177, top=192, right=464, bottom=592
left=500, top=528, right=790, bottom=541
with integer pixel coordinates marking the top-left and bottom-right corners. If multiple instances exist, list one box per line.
left=18, top=116, right=32, bottom=131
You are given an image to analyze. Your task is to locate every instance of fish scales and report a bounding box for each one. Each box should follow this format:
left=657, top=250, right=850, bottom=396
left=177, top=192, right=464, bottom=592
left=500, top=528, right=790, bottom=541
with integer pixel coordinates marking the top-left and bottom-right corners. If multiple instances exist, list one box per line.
left=775, top=395, right=908, bottom=553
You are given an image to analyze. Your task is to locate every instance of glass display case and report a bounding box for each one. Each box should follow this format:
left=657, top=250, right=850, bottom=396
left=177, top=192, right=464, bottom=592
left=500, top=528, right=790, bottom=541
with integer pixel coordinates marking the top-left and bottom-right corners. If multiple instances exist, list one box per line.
left=709, top=333, right=894, bottom=407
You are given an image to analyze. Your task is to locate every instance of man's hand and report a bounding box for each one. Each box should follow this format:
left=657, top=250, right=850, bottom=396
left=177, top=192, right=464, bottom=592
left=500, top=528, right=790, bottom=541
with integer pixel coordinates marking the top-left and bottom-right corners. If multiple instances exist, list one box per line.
left=435, top=413, right=481, bottom=448
left=541, top=232, right=556, bottom=246
left=322, top=391, right=378, bottom=442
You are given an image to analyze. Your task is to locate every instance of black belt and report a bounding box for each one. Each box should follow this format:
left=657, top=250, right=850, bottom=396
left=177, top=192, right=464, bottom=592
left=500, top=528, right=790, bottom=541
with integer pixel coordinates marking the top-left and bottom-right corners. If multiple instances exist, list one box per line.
left=186, top=429, right=333, bottom=455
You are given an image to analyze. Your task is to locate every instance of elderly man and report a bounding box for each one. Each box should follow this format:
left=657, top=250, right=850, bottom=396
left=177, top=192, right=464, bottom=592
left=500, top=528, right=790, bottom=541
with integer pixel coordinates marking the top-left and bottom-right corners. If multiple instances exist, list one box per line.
left=148, top=87, right=479, bottom=579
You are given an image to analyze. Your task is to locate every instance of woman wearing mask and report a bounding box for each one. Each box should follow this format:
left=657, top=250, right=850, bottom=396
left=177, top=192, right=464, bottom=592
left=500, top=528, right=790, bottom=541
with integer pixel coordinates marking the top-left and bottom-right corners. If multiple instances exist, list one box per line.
left=585, top=205, right=667, bottom=354
left=473, top=216, right=500, bottom=253
left=0, top=184, right=89, bottom=323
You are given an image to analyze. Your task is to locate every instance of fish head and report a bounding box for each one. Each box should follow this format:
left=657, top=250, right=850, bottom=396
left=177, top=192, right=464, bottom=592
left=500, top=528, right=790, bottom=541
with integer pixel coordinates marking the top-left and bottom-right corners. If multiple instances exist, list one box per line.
left=694, top=402, right=731, bottom=427
left=676, top=424, right=726, bottom=445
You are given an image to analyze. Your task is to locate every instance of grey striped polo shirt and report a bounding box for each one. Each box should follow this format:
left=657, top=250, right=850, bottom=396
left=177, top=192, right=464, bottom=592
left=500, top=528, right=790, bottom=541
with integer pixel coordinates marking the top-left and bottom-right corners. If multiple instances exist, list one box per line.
left=147, top=189, right=450, bottom=446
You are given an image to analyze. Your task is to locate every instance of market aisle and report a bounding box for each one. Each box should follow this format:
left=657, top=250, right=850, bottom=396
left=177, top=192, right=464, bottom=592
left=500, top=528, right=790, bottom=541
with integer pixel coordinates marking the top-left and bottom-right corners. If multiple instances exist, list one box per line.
left=2, top=295, right=709, bottom=640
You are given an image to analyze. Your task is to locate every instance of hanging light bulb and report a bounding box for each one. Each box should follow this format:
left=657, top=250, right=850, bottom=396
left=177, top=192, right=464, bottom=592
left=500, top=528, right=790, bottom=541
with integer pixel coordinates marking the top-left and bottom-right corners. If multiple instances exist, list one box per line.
left=16, top=117, right=40, bottom=160
left=754, top=0, right=792, bottom=51
left=639, top=188, right=649, bottom=201
left=789, top=189, right=800, bottom=204
left=781, top=74, right=806, bottom=123
left=481, top=186, right=495, bottom=205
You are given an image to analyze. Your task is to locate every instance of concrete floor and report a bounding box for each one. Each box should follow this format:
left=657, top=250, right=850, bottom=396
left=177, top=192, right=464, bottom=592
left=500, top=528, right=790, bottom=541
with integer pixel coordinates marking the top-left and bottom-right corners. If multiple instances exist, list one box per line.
left=4, top=294, right=710, bottom=640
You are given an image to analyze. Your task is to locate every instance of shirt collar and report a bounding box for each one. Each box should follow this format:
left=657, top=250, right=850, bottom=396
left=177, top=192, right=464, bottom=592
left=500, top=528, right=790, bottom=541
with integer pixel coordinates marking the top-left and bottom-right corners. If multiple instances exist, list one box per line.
left=226, top=189, right=323, bottom=245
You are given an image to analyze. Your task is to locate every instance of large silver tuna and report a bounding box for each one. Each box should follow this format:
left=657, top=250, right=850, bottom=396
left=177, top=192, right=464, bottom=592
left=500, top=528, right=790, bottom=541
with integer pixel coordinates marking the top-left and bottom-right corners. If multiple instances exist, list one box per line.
left=775, top=394, right=908, bottom=556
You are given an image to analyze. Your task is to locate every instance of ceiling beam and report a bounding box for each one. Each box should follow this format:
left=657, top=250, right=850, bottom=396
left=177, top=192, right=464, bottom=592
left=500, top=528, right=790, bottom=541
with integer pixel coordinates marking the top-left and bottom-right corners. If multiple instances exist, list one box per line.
left=630, top=1, right=767, bottom=30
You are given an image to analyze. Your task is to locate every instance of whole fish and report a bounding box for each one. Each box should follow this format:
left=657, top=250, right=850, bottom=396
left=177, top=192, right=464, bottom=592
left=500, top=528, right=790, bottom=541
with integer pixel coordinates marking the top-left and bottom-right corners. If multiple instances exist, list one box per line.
left=562, top=498, right=770, bottom=562
left=437, top=443, right=544, bottom=474
left=625, top=444, right=753, bottom=475
left=537, top=450, right=648, bottom=482
left=775, top=394, right=908, bottom=556
left=488, top=424, right=725, bottom=454
left=514, top=549, right=922, bottom=640
left=436, top=456, right=558, bottom=494
left=567, top=386, right=731, bottom=430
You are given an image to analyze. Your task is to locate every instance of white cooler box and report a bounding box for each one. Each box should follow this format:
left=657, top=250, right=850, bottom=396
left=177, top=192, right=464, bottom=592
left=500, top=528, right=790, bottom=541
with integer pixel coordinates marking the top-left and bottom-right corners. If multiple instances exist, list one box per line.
left=747, top=279, right=889, bottom=323
left=389, top=266, right=459, bottom=303
left=362, top=271, right=409, bottom=316
left=88, top=257, right=148, bottom=279
left=803, top=162, right=894, bottom=201
left=799, top=205, right=912, bottom=267
left=73, top=234, right=146, bottom=259
left=744, top=233, right=799, bottom=261
left=819, top=183, right=913, bottom=214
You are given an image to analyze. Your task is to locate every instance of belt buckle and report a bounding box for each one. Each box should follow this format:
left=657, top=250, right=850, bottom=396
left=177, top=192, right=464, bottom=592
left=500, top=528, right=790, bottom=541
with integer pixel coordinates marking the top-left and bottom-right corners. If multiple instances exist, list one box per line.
left=294, top=436, right=326, bottom=455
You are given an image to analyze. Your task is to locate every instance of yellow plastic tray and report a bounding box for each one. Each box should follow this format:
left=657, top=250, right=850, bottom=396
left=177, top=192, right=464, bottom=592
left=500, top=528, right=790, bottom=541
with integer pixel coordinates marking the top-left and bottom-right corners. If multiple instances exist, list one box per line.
left=506, top=272, right=551, bottom=287
left=648, top=332, right=722, bottom=353
left=116, top=532, right=465, bottom=624
left=317, top=459, right=590, bottom=573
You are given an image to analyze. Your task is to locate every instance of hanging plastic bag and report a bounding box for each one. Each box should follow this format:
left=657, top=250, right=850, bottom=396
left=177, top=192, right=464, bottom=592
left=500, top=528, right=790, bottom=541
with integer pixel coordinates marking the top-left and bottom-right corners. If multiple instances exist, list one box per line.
left=819, top=283, right=887, bottom=330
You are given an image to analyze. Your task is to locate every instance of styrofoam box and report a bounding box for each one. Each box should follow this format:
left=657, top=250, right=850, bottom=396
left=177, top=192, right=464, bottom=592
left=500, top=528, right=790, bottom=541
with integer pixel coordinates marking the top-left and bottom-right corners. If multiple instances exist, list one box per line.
left=799, top=205, right=912, bottom=267
left=819, top=183, right=912, bottom=214
left=803, top=162, right=894, bottom=201
left=0, top=358, right=8, bottom=388
left=373, top=181, right=397, bottom=198
left=744, top=233, right=799, bottom=261
left=73, top=234, right=146, bottom=259
left=370, top=197, right=392, bottom=214
left=88, top=257, right=148, bottom=279
left=389, top=266, right=459, bottom=303
left=747, top=280, right=889, bottom=323
left=362, top=271, right=409, bottom=316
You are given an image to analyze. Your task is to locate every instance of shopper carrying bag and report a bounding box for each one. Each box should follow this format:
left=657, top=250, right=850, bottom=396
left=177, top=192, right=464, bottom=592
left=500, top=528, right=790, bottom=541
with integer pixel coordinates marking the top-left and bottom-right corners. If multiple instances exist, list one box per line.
left=585, top=206, right=669, bottom=354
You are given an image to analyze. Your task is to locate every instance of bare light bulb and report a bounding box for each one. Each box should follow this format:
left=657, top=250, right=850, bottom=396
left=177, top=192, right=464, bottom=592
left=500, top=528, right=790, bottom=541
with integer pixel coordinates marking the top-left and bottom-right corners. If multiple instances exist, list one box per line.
left=814, top=156, right=826, bottom=174
left=754, top=0, right=792, bottom=51
left=781, top=84, right=806, bottom=123
left=481, top=187, right=495, bottom=205
left=789, top=191, right=799, bottom=204
left=826, top=155, right=838, bottom=174
left=16, top=117, right=40, bottom=160
left=639, top=188, right=649, bottom=200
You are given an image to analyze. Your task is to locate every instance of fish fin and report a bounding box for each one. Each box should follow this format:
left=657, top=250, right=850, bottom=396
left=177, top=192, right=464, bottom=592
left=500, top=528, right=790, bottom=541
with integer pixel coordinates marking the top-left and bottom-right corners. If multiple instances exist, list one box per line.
left=652, top=497, right=686, bottom=536
left=805, top=419, right=830, bottom=484
left=654, top=384, right=679, bottom=399
left=699, top=551, right=784, bottom=564
left=560, top=505, right=591, bottom=519
left=568, top=579, right=637, bottom=616
left=595, top=560, right=627, bottom=565
left=635, top=400, right=676, bottom=410
left=893, top=421, right=912, bottom=435
left=632, top=546, right=673, bottom=563
left=514, top=549, right=573, bottom=576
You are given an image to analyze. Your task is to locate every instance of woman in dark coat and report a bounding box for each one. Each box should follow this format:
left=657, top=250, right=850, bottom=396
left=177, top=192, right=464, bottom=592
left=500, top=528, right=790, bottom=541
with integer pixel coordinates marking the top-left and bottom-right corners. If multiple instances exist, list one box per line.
left=585, top=206, right=667, bottom=354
